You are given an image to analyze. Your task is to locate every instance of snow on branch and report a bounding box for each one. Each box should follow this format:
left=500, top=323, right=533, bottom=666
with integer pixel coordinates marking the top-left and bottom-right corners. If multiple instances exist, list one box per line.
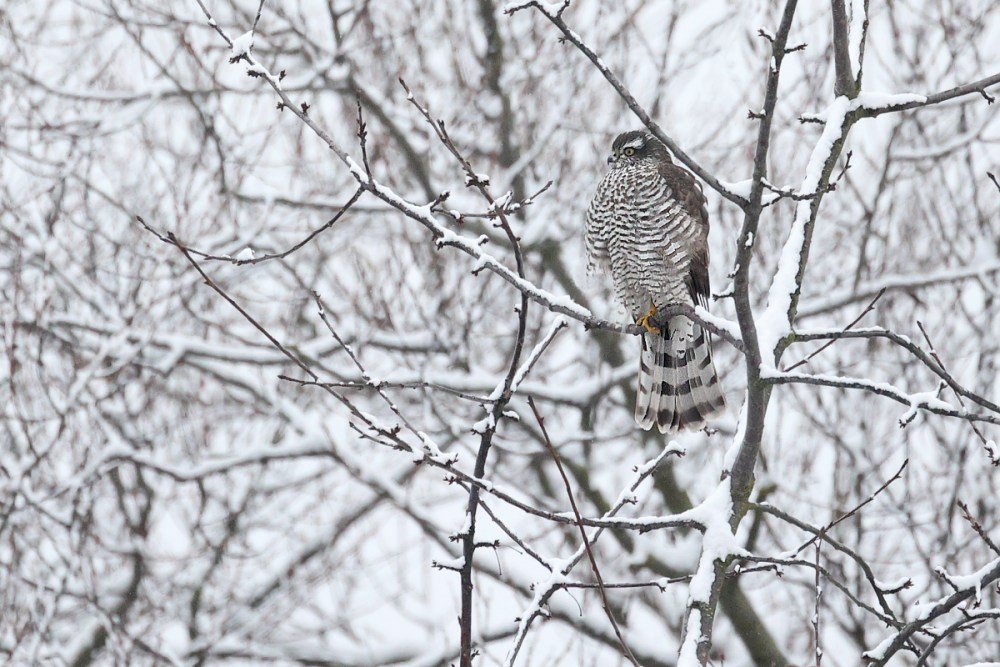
left=677, top=479, right=749, bottom=664
left=863, top=557, right=1000, bottom=666
left=761, top=367, right=1000, bottom=427
left=759, top=76, right=1000, bottom=363
left=503, top=440, right=685, bottom=666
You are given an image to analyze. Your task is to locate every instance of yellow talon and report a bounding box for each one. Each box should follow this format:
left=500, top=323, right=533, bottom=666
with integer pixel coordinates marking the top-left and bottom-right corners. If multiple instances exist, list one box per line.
left=636, top=304, right=660, bottom=334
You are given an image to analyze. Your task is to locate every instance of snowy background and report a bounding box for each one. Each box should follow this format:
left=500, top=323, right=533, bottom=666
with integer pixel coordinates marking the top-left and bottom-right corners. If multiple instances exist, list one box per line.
left=2, top=0, right=999, bottom=665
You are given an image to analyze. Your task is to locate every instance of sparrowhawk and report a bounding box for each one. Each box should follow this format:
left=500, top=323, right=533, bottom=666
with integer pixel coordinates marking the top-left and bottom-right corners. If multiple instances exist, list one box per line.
left=585, top=130, right=726, bottom=432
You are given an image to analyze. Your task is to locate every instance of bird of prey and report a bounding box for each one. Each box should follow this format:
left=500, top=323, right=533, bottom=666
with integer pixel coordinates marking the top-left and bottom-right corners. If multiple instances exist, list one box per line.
left=585, top=130, right=726, bottom=432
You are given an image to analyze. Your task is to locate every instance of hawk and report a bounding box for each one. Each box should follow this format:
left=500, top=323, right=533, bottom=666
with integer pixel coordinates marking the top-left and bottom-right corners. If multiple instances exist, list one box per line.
left=586, top=130, right=726, bottom=433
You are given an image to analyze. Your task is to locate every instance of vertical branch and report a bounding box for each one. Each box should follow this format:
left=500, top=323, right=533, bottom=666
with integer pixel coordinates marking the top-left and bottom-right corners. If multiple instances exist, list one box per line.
left=394, top=87, right=535, bottom=667
left=680, top=2, right=799, bottom=663
left=830, top=0, right=858, bottom=98
left=727, top=0, right=801, bottom=492
left=458, top=224, right=529, bottom=667
left=251, top=0, right=267, bottom=33
left=724, top=0, right=799, bottom=488
left=852, top=0, right=870, bottom=89
left=813, top=540, right=823, bottom=666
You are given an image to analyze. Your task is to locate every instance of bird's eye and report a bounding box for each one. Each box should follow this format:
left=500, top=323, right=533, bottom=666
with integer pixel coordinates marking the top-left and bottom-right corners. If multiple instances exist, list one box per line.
left=623, top=147, right=636, bottom=156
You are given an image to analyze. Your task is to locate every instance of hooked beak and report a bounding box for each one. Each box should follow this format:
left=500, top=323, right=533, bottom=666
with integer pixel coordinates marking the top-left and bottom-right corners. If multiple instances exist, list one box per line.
left=606, top=155, right=615, bottom=164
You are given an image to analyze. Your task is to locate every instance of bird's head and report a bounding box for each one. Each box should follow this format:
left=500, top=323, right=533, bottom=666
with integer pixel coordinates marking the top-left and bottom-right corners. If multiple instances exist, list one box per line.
left=607, top=130, right=668, bottom=166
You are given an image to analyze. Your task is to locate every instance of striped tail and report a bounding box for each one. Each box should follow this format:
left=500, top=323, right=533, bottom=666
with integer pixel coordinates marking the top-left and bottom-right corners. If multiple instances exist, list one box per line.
left=635, top=315, right=726, bottom=433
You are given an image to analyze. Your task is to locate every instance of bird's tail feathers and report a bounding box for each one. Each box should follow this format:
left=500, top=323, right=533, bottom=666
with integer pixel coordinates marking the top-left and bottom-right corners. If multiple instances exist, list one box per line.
left=635, top=315, right=726, bottom=433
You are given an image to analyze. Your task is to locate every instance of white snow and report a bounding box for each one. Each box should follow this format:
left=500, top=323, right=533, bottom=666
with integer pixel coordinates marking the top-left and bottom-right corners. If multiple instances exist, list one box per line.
left=757, top=94, right=851, bottom=365
left=899, top=391, right=953, bottom=426
left=861, top=634, right=895, bottom=661
left=937, top=557, right=1000, bottom=605
left=675, top=480, right=749, bottom=665
left=416, top=431, right=454, bottom=465
left=985, top=439, right=999, bottom=463
left=231, top=30, right=254, bottom=58
left=867, top=558, right=1000, bottom=658
left=874, top=576, right=912, bottom=591
left=855, top=91, right=926, bottom=110
left=719, top=178, right=753, bottom=199
left=464, top=172, right=491, bottom=187
left=503, top=0, right=567, bottom=14
left=761, top=367, right=958, bottom=423
left=509, top=318, right=566, bottom=392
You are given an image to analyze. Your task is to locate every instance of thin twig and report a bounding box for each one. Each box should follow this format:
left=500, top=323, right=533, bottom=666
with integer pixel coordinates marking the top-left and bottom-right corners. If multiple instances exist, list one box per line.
left=791, top=325, right=1000, bottom=415
left=135, top=187, right=363, bottom=266
left=785, top=287, right=885, bottom=371
left=957, top=500, right=1000, bottom=556
left=278, top=375, right=494, bottom=404
left=988, top=171, right=1000, bottom=193
left=251, top=0, right=267, bottom=33
left=792, top=459, right=907, bottom=557
left=765, top=371, right=1000, bottom=426
left=166, top=233, right=318, bottom=380
left=397, top=82, right=533, bottom=667
left=356, top=97, right=372, bottom=177
left=916, top=321, right=996, bottom=461
left=736, top=555, right=901, bottom=627
left=527, top=397, right=640, bottom=667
